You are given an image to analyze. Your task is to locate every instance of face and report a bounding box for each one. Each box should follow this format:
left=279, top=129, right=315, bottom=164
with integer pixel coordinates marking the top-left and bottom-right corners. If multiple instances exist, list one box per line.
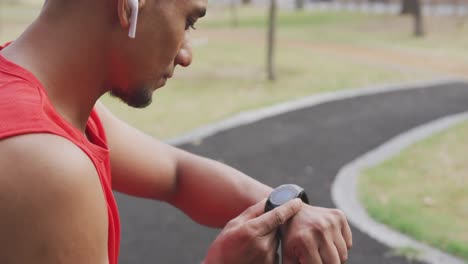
left=108, top=0, right=207, bottom=108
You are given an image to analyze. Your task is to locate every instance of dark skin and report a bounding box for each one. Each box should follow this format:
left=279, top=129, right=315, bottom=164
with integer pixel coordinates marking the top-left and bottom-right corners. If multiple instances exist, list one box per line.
left=0, top=0, right=352, bottom=263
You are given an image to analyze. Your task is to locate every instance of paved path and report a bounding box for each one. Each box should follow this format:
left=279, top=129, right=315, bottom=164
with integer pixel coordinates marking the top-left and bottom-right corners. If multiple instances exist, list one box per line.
left=116, top=81, right=468, bottom=263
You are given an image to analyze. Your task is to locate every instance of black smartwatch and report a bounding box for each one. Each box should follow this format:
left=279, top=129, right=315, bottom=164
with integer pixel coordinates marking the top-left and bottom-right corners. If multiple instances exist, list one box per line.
left=265, top=184, right=309, bottom=213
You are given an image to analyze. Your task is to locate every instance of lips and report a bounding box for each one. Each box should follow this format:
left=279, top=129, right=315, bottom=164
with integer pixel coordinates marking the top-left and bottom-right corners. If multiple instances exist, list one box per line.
left=163, top=71, right=174, bottom=79
left=156, top=72, right=173, bottom=88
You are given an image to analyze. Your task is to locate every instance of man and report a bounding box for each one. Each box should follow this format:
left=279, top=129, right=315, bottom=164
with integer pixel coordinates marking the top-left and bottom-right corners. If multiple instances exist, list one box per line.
left=0, top=0, right=352, bottom=263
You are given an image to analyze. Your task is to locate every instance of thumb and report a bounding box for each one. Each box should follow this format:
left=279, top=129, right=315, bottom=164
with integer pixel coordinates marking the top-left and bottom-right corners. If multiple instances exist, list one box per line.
left=248, top=198, right=303, bottom=236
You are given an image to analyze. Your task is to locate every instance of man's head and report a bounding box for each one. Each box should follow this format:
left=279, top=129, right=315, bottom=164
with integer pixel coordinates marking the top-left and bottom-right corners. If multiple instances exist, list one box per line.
left=42, top=0, right=207, bottom=108
left=108, top=0, right=207, bottom=108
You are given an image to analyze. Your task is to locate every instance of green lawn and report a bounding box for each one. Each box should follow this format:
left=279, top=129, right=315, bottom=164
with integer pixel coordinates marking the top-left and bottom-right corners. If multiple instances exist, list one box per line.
left=360, top=121, right=468, bottom=261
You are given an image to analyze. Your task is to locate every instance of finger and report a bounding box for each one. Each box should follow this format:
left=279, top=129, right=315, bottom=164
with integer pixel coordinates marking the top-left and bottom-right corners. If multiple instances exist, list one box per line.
left=299, top=249, right=323, bottom=264
left=319, top=238, right=341, bottom=264
left=248, top=198, right=302, bottom=236
left=333, top=234, right=348, bottom=263
left=238, top=198, right=268, bottom=220
left=286, top=232, right=322, bottom=264
left=261, top=234, right=280, bottom=264
left=341, top=216, right=353, bottom=250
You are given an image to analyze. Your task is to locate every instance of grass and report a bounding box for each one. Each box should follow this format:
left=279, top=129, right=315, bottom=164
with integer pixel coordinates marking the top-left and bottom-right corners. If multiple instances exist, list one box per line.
left=359, top=121, right=468, bottom=261
left=388, top=246, right=423, bottom=262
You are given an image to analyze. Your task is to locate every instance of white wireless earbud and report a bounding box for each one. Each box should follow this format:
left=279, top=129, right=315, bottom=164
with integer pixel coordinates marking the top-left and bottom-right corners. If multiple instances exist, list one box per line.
left=128, top=0, right=139, bottom=39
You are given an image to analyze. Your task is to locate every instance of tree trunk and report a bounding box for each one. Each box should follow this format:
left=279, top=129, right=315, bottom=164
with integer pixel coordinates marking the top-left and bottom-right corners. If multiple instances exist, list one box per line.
left=413, top=0, right=424, bottom=36
left=267, top=0, right=277, bottom=81
left=242, top=0, right=251, bottom=5
left=401, top=0, right=424, bottom=36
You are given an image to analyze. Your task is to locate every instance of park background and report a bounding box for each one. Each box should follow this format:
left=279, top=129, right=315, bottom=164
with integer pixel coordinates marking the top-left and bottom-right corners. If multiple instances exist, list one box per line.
left=1, top=0, right=467, bottom=262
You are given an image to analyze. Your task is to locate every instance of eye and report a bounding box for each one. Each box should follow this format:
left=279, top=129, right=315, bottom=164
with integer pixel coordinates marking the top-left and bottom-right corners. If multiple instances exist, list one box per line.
left=185, top=18, right=197, bottom=31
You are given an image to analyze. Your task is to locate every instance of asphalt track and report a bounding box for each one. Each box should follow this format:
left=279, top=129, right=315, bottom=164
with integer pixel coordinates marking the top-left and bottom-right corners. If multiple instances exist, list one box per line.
left=115, top=81, right=468, bottom=264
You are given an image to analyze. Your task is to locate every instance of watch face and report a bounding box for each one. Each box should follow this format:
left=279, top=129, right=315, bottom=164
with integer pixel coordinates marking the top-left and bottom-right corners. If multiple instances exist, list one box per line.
left=271, top=187, right=296, bottom=205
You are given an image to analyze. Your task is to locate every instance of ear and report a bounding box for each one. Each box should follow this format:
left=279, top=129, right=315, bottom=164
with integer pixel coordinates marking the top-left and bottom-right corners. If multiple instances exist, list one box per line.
left=117, top=0, right=146, bottom=30
left=117, top=0, right=130, bottom=31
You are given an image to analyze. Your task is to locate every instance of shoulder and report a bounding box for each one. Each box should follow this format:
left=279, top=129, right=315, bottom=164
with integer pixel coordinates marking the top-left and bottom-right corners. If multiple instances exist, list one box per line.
left=0, top=134, right=109, bottom=263
left=0, top=133, right=97, bottom=181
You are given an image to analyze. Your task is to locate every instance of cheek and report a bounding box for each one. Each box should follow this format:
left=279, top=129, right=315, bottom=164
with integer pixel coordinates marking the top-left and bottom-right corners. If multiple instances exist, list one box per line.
left=138, top=22, right=183, bottom=71
left=124, top=1, right=187, bottom=80
left=157, top=25, right=186, bottom=64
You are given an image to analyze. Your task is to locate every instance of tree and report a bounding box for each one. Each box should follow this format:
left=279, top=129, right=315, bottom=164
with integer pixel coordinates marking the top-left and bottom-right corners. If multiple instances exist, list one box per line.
left=267, top=0, right=277, bottom=81
left=400, top=0, right=424, bottom=36
left=412, top=0, right=424, bottom=36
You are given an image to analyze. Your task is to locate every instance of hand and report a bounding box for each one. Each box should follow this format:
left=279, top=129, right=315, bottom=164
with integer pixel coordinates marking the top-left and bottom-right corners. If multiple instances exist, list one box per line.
left=203, top=198, right=303, bottom=264
left=281, top=205, right=353, bottom=264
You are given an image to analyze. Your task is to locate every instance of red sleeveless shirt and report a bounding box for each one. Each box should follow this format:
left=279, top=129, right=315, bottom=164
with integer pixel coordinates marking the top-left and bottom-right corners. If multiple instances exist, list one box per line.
left=0, top=44, right=120, bottom=264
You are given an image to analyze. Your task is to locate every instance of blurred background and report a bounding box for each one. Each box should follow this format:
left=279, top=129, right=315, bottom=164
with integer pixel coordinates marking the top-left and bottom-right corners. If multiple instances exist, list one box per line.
left=1, top=0, right=466, bottom=262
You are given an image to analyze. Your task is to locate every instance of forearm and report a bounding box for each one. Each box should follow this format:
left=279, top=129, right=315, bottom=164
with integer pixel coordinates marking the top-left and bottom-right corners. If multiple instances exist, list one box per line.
left=167, top=150, right=273, bottom=228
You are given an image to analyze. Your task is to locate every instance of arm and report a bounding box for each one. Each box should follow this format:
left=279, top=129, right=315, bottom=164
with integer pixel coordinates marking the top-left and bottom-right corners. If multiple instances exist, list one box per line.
left=96, top=102, right=272, bottom=227
left=0, top=134, right=109, bottom=263
left=97, top=102, right=352, bottom=263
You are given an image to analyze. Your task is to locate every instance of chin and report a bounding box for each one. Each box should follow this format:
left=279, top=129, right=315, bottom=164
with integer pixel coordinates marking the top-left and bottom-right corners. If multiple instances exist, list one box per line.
left=109, top=84, right=154, bottom=109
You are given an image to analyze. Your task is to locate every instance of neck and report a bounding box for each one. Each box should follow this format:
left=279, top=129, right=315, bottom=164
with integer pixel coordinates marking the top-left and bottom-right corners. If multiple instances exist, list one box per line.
left=0, top=1, right=114, bottom=131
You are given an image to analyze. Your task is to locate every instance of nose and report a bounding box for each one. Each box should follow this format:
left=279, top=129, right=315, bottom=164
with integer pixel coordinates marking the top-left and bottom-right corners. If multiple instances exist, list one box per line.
left=175, top=33, right=193, bottom=68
